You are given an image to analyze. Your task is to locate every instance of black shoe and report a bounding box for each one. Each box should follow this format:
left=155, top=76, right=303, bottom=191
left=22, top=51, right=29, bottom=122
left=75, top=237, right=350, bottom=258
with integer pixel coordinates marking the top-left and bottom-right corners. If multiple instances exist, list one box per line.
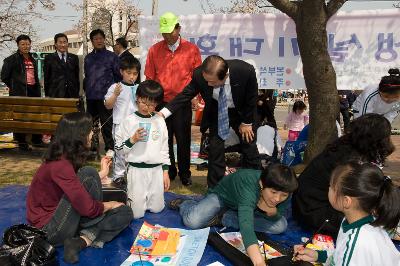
left=167, top=198, right=186, bottom=210
left=196, top=162, right=208, bottom=171
left=181, top=177, right=192, bottom=186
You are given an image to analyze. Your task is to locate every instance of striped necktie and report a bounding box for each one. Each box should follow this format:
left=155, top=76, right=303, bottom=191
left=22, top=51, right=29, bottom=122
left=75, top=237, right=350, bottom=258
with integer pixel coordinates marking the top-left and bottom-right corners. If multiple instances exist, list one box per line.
left=218, top=85, right=230, bottom=140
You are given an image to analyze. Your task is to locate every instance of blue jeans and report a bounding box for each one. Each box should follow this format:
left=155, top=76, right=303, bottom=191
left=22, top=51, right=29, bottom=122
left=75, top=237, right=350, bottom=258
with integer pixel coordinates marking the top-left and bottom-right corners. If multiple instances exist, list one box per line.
left=180, top=194, right=225, bottom=229
left=42, top=166, right=133, bottom=247
left=179, top=193, right=288, bottom=234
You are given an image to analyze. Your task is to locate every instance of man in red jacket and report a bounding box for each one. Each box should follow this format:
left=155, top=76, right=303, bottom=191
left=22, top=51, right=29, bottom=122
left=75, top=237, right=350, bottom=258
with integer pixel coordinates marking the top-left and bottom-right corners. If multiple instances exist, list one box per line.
left=145, top=12, right=202, bottom=186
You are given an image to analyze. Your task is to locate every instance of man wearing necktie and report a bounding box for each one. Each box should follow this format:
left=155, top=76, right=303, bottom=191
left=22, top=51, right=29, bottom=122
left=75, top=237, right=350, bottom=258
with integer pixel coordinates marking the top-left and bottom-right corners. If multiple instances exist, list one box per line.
left=161, top=55, right=261, bottom=187
left=43, top=33, right=80, bottom=98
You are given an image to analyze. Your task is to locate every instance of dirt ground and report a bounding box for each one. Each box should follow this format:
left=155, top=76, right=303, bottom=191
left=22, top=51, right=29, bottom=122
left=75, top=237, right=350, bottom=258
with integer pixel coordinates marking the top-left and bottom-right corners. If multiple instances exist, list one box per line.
left=0, top=125, right=399, bottom=190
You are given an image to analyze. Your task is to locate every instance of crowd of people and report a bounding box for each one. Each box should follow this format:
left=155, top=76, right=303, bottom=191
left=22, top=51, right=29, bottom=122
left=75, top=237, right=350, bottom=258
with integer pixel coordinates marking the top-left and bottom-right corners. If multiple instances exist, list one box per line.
left=1, top=10, right=400, bottom=266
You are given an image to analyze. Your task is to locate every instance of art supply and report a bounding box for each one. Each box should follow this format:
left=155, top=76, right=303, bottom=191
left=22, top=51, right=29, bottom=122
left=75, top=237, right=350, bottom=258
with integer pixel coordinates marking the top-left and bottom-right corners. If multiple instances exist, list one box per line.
left=262, top=241, right=267, bottom=263
left=292, top=219, right=330, bottom=260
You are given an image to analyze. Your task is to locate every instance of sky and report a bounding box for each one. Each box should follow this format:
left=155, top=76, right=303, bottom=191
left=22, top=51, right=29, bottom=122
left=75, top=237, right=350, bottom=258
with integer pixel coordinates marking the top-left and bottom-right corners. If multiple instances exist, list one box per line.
left=34, top=0, right=398, bottom=40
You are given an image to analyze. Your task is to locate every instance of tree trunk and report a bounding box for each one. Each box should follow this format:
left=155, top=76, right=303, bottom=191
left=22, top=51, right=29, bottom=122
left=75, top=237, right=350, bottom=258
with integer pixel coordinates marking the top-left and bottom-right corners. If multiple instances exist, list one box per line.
left=294, top=1, right=339, bottom=162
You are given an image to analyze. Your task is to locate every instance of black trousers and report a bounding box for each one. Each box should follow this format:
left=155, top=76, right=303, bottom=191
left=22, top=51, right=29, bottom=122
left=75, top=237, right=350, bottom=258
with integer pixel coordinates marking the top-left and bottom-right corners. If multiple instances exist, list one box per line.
left=164, top=102, right=192, bottom=179
left=337, top=108, right=350, bottom=132
left=14, top=85, right=42, bottom=145
left=207, top=109, right=261, bottom=188
left=86, top=99, right=114, bottom=152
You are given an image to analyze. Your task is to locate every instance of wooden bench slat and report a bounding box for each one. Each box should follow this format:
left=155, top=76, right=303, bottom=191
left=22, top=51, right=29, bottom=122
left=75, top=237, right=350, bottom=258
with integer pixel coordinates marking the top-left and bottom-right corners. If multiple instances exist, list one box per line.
left=0, top=112, right=63, bottom=123
left=0, top=97, right=80, bottom=135
left=0, top=96, right=79, bottom=107
left=0, top=121, right=57, bottom=134
left=0, top=104, right=77, bottom=114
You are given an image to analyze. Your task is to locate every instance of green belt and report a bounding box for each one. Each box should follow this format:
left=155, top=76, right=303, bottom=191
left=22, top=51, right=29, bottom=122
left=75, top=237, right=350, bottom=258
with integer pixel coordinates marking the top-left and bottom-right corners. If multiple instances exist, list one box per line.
left=128, top=162, right=161, bottom=168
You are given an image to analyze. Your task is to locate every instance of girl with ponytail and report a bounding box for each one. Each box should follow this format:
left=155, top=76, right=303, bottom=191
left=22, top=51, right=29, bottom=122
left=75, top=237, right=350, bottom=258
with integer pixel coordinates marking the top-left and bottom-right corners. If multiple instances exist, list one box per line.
left=293, top=162, right=400, bottom=265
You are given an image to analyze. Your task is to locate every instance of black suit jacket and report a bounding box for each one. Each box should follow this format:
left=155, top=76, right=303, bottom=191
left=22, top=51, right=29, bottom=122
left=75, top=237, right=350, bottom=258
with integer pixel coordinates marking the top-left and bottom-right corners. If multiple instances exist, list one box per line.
left=43, top=52, right=80, bottom=98
left=119, top=50, right=135, bottom=62
left=166, top=59, right=258, bottom=132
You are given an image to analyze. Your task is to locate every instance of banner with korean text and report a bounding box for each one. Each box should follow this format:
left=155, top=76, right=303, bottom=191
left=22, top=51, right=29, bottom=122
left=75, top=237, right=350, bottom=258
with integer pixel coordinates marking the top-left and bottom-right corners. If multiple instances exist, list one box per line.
left=139, top=9, right=400, bottom=90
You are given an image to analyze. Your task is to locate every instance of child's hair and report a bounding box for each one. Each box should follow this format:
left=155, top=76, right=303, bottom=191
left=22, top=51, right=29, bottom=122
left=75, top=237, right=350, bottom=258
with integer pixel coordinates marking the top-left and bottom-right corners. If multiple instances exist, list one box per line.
left=378, top=68, right=400, bottom=95
left=330, top=162, right=400, bottom=231
left=260, top=164, right=298, bottom=193
left=335, top=113, right=394, bottom=164
left=120, top=56, right=141, bottom=72
left=44, top=112, right=92, bottom=171
left=292, top=100, right=307, bottom=113
left=120, top=57, right=141, bottom=83
left=136, top=80, right=164, bottom=104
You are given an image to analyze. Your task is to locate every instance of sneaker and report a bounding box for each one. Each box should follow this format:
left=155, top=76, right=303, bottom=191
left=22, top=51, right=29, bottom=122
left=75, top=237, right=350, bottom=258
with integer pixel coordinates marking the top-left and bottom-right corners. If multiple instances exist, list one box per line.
left=181, top=177, right=192, bottom=186
left=167, top=198, right=186, bottom=210
left=196, top=162, right=208, bottom=171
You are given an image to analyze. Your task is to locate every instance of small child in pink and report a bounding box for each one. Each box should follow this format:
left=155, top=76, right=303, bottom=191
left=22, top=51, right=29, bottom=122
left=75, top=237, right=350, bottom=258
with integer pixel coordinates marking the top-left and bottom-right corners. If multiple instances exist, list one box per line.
left=284, top=100, right=309, bottom=141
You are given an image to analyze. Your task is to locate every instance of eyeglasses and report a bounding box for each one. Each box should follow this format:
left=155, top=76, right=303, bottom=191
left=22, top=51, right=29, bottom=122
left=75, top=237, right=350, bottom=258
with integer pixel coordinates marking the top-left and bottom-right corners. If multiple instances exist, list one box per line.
left=137, top=99, right=157, bottom=108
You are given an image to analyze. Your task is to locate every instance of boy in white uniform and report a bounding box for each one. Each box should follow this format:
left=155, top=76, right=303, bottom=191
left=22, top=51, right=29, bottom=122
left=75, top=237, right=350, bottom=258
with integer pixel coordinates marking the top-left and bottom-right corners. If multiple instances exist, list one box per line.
left=115, top=80, right=170, bottom=218
left=104, top=57, right=141, bottom=184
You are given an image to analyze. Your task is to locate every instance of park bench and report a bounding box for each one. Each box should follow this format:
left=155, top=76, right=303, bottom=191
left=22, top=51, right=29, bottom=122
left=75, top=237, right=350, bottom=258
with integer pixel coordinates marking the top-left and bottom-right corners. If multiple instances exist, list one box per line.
left=0, top=96, right=80, bottom=135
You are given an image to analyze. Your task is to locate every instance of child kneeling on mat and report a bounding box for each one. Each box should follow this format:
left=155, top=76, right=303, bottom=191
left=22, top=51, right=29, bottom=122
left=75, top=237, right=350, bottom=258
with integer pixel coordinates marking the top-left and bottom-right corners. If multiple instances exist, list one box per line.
left=293, top=162, right=400, bottom=265
left=168, top=164, right=297, bottom=266
left=115, top=80, right=170, bottom=218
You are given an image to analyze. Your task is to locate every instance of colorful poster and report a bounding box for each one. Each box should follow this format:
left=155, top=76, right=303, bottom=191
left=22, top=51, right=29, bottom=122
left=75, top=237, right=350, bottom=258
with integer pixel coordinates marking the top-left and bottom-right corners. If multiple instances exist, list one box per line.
left=121, top=225, right=209, bottom=266
left=130, top=222, right=181, bottom=256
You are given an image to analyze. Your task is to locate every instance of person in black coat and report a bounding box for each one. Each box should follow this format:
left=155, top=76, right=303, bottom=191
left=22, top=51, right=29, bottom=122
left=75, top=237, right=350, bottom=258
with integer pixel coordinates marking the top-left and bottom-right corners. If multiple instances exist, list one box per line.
left=113, top=37, right=134, bottom=59
left=1, top=34, right=41, bottom=149
left=43, top=33, right=80, bottom=98
left=292, top=114, right=395, bottom=237
left=160, top=55, right=261, bottom=187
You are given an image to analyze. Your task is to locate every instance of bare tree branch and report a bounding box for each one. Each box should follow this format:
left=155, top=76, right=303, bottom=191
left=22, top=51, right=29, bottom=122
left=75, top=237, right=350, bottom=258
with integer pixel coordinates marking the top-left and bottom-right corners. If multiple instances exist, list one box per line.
left=326, top=0, right=348, bottom=18
left=267, top=0, right=299, bottom=19
left=0, top=34, right=13, bottom=44
left=0, top=0, right=54, bottom=50
left=71, top=0, right=141, bottom=47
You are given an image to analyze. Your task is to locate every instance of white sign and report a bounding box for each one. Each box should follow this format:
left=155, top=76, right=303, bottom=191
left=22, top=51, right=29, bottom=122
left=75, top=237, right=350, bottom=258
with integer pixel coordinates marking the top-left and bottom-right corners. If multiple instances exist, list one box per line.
left=139, top=9, right=400, bottom=90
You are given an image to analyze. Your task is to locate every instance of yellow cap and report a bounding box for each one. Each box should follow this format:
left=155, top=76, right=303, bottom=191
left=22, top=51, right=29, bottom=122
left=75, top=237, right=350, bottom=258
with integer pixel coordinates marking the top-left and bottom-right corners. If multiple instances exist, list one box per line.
left=159, top=12, right=179, bottom=34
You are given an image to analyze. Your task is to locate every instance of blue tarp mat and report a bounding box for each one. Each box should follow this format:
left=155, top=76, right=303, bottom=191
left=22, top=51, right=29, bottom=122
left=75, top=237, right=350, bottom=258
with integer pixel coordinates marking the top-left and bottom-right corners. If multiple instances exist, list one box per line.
left=0, top=185, right=398, bottom=265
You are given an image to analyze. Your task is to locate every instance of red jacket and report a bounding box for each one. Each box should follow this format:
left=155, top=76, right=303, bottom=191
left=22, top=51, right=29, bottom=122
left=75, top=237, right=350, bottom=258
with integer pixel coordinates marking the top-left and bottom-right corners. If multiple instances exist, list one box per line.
left=144, top=38, right=201, bottom=102
left=26, top=159, right=104, bottom=228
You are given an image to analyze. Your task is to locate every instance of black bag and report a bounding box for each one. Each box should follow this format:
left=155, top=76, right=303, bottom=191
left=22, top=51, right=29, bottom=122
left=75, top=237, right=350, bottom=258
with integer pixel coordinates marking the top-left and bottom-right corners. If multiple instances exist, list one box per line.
left=199, top=132, right=210, bottom=159
left=102, top=185, right=128, bottom=204
left=0, top=224, right=58, bottom=266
